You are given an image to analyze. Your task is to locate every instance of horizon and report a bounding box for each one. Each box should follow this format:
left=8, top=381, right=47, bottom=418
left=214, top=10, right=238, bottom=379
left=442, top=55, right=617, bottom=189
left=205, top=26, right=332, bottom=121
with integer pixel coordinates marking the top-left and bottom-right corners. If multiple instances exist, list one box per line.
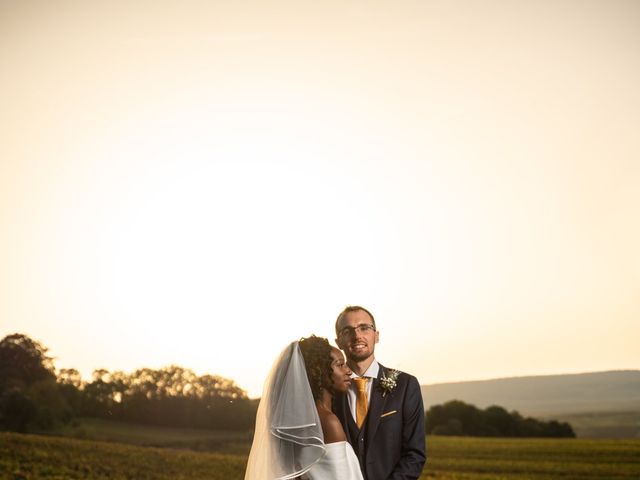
left=3, top=329, right=637, bottom=398
left=4, top=324, right=639, bottom=398
left=423, top=368, right=640, bottom=387
left=1, top=0, right=639, bottom=399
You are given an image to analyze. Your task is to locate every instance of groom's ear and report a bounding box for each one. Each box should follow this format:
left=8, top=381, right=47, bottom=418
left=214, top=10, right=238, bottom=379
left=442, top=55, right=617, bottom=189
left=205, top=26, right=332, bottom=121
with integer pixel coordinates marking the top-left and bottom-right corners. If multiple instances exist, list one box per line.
left=375, top=330, right=380, bottom=344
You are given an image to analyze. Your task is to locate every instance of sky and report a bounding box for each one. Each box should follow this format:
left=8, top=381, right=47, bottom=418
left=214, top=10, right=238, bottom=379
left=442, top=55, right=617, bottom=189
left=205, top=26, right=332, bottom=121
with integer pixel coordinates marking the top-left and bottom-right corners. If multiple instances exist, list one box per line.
left=1, top=0, right=639, bottom=398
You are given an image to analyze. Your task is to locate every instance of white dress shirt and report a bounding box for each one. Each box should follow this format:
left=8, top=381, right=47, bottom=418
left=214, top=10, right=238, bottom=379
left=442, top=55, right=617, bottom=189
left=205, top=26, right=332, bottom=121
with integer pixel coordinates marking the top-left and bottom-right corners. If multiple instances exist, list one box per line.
left=346, top=359, right=379, bottom=422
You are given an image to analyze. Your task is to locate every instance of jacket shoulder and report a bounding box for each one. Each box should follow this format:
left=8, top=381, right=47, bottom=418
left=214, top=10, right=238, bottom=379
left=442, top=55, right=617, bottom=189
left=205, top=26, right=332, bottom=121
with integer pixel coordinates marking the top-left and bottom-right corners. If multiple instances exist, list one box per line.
left=379, top=364, right=419, bottom=383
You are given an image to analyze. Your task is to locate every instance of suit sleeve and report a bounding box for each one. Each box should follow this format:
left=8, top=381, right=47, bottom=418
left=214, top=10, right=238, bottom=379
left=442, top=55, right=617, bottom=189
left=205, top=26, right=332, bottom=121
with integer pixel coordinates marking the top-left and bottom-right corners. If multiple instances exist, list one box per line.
left=388, top=375, right=426, bottom=480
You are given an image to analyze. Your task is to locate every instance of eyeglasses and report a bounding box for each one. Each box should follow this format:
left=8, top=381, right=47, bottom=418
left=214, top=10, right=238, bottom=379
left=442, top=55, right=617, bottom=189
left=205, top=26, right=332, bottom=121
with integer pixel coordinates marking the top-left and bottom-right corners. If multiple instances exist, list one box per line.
left=338, top=324, right=376, bottom=338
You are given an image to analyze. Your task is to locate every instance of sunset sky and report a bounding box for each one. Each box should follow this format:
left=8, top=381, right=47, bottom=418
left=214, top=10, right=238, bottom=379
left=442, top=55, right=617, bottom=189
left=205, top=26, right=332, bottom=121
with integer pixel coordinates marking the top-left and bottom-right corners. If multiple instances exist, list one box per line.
left=1, top=0, right=638, bottom=398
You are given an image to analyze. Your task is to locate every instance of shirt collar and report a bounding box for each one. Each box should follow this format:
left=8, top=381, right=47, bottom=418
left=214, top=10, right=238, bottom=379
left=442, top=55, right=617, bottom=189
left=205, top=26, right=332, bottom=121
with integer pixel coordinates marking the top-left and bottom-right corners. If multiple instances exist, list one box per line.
left=350, top=359, right=379, bottom=380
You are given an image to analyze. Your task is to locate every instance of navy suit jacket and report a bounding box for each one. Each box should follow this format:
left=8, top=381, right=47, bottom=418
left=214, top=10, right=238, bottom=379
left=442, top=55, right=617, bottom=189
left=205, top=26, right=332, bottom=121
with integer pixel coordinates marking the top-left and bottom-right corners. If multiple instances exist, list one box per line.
left=334, top=364, right=426, bottom=480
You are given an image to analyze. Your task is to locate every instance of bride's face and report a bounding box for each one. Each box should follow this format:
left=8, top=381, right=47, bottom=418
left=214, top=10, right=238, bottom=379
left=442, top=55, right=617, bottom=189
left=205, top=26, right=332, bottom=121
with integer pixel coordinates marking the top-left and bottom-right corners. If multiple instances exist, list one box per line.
left=327, top=347, right=352, bottom=394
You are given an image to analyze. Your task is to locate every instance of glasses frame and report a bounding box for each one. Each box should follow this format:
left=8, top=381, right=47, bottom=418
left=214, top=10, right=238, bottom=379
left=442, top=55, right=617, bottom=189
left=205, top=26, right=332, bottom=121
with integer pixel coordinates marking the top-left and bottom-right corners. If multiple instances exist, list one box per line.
left=338, top=323, right=376, bottom=338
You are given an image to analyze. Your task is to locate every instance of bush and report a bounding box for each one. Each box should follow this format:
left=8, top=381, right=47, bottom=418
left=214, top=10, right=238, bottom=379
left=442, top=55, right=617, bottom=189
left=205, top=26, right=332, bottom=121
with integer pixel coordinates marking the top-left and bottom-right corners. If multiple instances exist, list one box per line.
left=426, top=400, right=575, bottom=438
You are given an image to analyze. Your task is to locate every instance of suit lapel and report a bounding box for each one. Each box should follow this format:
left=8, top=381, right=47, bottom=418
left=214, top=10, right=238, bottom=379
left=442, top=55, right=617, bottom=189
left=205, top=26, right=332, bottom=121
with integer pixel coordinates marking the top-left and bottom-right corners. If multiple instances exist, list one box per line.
left=365, top=363, right=388, bottom=449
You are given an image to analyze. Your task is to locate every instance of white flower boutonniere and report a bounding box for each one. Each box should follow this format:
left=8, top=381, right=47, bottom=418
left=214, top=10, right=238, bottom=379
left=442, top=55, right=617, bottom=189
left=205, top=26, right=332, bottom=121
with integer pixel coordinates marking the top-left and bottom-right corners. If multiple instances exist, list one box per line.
left=379, top=369, right=400, bottom=397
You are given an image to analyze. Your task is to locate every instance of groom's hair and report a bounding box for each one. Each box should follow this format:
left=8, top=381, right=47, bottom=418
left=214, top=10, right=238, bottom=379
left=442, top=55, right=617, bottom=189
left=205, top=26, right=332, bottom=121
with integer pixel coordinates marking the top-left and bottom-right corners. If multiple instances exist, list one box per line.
left=335, top=306, right=376, bottom=336
left=299, top=335, right=333, bottom=401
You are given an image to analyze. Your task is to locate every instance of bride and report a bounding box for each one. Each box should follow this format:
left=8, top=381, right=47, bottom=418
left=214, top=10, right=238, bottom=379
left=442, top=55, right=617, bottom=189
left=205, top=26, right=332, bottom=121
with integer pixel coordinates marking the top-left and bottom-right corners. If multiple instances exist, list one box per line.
left=244, top=335, right=364, bottom=480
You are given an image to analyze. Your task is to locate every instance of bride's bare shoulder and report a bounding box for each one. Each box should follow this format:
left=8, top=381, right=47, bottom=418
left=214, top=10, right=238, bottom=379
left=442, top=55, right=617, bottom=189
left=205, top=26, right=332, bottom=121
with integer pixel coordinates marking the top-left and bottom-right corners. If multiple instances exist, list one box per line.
left=318, top=410, right=347, bottom=443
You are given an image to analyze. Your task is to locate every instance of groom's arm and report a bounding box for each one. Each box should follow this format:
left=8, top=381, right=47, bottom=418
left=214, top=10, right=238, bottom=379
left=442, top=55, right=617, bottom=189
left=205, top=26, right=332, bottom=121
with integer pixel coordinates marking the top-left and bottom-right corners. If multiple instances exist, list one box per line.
left=388, top=375, right=426, bottom=480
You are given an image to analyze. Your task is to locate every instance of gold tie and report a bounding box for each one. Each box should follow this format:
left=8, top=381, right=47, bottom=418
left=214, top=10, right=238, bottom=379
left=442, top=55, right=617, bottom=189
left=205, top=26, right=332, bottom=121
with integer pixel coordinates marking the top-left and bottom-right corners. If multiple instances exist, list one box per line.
left=353, top=377, right=369, bottom=428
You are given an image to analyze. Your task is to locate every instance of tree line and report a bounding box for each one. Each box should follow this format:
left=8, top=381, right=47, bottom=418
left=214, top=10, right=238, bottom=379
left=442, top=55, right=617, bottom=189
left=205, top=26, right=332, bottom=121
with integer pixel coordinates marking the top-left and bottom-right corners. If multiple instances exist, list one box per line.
left=426, top=400, right=575, bottom=437
left=1, top=333, right=575, bottom=438
left=0, top=333, right=258, bottom=432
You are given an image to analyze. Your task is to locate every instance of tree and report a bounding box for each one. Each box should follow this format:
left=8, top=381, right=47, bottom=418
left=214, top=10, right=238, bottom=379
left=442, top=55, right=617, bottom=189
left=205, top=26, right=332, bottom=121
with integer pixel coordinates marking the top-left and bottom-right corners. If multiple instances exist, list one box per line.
left=0, top=333, right=259, bottom=431
left=0, top=333, right=55, bottom=392
left=0, top=333, right=68, bottom=431
left=484, top=405, right=517, bottom=436
left=57, top=368, right=84, bottom=414
left=27, top=379, right=72, bottom=429
left=0, top=388, right=35, bottom=432
left=425, top=400, right=575, bottom=438
left=77, top=365, right=256, bottom=429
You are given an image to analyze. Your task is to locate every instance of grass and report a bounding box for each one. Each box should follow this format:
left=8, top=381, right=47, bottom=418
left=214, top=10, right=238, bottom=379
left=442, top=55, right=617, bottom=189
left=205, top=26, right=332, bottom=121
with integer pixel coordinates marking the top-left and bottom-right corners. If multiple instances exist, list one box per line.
left=2, top=419, right=640, bottom=479
left=541, top=410, right=640, bottom=438
left=424, top=436, right=640, bottom=479
left=48, top=417, right=252, bottom=455
left=0, top=432, right=245, bottom=480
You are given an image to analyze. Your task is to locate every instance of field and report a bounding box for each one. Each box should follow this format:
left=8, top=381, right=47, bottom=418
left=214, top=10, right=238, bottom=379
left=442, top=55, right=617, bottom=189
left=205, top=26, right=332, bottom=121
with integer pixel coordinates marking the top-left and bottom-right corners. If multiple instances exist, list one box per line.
left=542, top=410, right=640, bottom=439
left=1, top=419, right=639, bottom=479
left=0, top=432, right=243, bottom=480
left=423, top=436, right=640, bottom=479
left=50, top=418, right=253, bottom=455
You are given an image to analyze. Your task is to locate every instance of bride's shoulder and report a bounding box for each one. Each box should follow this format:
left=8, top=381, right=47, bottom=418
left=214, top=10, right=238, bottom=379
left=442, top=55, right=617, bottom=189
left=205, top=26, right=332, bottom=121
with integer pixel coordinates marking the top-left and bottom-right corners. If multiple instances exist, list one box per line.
left=318, top=410, right=347, bottom=444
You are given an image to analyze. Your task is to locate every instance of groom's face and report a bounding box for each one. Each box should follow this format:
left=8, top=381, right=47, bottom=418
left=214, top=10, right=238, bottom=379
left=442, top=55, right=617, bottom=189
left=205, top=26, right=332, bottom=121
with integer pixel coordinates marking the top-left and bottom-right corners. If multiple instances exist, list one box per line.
left=335, top=309, right=379, bottom=363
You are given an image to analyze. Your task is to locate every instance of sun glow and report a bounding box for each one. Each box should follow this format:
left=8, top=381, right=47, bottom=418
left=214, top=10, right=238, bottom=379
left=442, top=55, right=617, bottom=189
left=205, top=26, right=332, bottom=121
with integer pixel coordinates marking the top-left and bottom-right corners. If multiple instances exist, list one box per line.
left=2, top=1, right=639, bottom=398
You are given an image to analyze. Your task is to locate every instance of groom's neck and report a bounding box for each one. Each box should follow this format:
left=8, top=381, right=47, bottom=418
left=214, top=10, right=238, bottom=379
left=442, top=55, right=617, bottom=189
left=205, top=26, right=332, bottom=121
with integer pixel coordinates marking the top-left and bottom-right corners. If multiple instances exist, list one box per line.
left=348, top=356, right=375, bottom=376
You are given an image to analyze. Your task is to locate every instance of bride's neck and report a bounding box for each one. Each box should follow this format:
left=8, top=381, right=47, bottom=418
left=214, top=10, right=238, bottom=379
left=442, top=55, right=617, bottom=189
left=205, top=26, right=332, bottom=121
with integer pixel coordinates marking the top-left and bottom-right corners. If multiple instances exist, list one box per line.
left=316, top=388, right=333, bottom=412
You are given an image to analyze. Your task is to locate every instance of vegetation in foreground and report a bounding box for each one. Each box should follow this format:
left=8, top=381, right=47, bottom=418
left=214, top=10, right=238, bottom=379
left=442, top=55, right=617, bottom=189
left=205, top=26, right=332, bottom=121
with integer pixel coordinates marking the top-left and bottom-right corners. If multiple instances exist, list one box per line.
left=0, top=432, right=245, bottom=480
left=424, top=436, right=640, bottom=479
left=2, top=430, right=640, bottom=480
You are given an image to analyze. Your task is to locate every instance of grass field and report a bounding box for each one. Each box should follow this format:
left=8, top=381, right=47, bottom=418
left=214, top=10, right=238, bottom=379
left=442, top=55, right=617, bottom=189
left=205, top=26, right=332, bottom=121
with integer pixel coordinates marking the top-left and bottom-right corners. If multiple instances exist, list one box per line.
left=2, top=420, right=640, bottom=479
left=49, top=418, right=253, bottom=455
left=542, top=410, right=640, bottom=439
left=0, top=432, right=244, bottom=480
left=423, top=436, right=640, bottom=479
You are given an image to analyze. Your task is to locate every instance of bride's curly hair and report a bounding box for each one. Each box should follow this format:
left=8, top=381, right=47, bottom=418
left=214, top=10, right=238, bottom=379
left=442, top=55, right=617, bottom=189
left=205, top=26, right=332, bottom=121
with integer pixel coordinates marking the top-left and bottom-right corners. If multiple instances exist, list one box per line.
left=298, top=335, right=333, bottom=401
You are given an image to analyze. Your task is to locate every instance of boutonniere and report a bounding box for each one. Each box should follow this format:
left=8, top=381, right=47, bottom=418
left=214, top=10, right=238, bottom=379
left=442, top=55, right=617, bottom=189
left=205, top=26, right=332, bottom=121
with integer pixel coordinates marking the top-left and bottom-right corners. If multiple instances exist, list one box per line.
left=379, top=369, right=400, bottom=397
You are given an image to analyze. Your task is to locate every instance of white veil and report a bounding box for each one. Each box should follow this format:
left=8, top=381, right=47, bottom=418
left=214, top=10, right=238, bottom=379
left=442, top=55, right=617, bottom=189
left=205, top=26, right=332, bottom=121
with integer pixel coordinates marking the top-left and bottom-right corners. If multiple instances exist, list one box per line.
left=244, top=341, right=326, bottom=480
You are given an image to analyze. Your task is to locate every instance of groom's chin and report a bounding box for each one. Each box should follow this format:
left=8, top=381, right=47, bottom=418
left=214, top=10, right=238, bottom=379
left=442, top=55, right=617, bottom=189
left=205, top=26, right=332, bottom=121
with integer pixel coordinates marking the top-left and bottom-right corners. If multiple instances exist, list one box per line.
left=348, top=352, right=372, bottom=362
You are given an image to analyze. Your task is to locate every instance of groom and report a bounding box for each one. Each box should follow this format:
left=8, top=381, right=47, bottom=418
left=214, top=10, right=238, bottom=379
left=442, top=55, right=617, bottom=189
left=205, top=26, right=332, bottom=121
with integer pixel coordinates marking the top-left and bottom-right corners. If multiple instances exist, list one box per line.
left=333, top=306, right=426, bottom=480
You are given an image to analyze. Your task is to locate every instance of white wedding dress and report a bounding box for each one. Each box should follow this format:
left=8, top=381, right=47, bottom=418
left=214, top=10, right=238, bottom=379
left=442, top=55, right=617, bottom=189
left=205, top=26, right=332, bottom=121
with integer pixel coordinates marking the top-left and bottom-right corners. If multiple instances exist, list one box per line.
left=244, top=342, right=364, bottom=480
left=305, top=441, right=363, bottom=480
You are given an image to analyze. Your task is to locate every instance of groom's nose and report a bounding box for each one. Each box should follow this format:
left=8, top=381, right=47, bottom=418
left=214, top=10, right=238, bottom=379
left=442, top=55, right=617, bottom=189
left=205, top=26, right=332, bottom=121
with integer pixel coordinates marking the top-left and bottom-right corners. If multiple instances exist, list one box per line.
left=352, top=329, right=364, bottom=340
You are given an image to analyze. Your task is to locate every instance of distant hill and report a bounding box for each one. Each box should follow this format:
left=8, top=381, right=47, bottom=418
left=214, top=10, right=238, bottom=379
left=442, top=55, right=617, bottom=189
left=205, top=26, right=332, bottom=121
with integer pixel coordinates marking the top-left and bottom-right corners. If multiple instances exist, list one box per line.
left=420, top=370, right=640, bottom=438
